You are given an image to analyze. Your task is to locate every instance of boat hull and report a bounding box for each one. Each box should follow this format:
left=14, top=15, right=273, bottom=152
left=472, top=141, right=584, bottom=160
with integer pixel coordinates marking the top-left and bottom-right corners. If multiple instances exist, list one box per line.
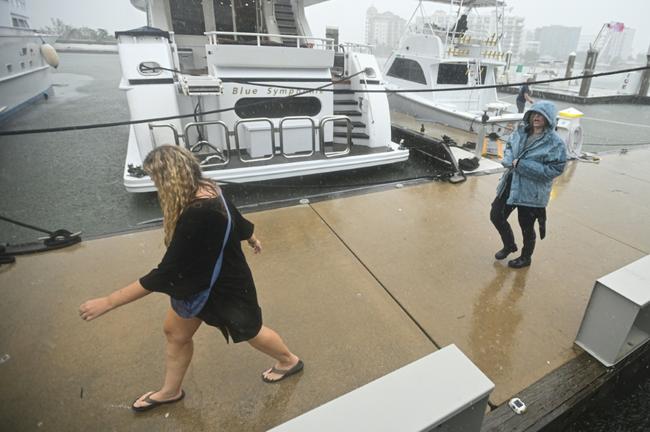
left=0, top=29, right=56, bottom=121
left=123, top=126, right=410, bottom=192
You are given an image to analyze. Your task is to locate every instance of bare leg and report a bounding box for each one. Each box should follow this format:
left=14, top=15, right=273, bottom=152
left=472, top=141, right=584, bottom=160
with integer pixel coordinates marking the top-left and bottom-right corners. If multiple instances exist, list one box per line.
left=248, top=325, right=300, bottom=381
left=132, top=308, right=202, bottom=408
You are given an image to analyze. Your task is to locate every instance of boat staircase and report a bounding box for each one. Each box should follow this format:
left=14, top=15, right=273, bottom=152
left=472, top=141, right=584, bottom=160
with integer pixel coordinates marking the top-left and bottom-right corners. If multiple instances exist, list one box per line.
left=274, top=0, right=299, bottom=46
left=333, top=82, right=370, bottom=148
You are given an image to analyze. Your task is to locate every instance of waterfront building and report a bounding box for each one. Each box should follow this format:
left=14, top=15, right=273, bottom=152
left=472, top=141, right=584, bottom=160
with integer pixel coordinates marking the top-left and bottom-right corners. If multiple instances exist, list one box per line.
left=535, top=25, right=581, bottom=60
left=365, top=6, right=406, bottom=56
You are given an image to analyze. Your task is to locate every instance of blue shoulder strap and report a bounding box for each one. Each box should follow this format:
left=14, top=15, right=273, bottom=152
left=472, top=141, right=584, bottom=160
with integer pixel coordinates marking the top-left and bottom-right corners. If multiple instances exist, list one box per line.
left=171, top=194, right=232, bottom=318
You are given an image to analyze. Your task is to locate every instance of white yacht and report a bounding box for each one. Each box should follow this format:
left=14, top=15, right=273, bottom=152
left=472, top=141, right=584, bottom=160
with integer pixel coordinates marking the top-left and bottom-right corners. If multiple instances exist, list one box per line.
left=0, top=0, right=58, bottom=121
left=119, top=0, right=409, bottom=192
left=383, top=0, right=522, bottom=134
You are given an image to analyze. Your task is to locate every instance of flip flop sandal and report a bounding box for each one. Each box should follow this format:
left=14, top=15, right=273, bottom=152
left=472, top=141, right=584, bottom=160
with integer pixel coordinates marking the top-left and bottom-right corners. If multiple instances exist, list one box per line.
left=262, top=360, right=304, bottom=383
left=131, top=389, right=186, bottom=412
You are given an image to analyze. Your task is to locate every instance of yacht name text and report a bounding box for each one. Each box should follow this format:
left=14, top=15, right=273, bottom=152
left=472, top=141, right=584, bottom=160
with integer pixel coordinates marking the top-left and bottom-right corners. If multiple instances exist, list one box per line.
left=231, top=86, right=323, bottom=96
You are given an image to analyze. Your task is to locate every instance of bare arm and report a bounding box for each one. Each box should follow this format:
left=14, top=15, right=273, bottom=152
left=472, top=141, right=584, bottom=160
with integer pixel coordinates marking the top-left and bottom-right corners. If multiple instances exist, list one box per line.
left=79, top=280, right=152, bottom=321
left=525, top=91, right=534, bottom=104
left=246, top=234, right=262, bottom=254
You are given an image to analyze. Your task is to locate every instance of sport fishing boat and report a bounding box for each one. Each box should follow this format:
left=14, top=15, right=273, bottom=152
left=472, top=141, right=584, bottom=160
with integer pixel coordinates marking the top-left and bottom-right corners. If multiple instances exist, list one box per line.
left=0, top=0, right=59, bottom=121
left=383, top=0, right=522, bottom=135
left=119, top=0, right=409, bottom=192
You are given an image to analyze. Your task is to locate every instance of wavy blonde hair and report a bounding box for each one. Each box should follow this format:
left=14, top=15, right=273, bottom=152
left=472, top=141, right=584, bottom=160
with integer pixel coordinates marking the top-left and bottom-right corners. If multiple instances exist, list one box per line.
left=143, top=145, right=218, bottom=246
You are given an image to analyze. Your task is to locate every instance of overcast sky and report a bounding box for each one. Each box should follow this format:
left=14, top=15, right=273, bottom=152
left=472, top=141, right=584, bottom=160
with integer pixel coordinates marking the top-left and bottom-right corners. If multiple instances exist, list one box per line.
left=31, top=0, right=650, bottom=54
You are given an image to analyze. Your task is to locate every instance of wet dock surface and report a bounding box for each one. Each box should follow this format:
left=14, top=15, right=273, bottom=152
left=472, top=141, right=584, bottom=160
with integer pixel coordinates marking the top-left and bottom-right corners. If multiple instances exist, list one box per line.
left=2, top=149, right=649, bottom=430
left=2, top=52, right=650, bottom=430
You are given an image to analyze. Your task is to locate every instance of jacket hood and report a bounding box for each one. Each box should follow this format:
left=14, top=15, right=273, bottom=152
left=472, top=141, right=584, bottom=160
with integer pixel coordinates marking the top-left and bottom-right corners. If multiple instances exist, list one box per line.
left=523, top=100, right=557, bottom=130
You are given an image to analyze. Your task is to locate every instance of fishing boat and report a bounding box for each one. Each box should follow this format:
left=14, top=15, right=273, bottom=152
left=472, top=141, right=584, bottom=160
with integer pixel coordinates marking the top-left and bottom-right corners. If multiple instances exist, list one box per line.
left=383, top=0, right=522, bottom=135
left=0, top=0, right=58, bottom=122
left=119, top=0, right=409, bottom=192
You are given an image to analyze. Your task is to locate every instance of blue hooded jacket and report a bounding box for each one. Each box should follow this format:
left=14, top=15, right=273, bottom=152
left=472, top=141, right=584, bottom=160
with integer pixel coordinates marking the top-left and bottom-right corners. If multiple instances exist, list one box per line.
left=496, top=100, right=567, bottom=207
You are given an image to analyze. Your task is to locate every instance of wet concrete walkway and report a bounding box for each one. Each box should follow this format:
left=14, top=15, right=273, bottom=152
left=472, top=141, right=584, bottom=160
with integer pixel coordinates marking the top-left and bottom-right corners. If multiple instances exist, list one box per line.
left=1, top=150, right=649, bottom=431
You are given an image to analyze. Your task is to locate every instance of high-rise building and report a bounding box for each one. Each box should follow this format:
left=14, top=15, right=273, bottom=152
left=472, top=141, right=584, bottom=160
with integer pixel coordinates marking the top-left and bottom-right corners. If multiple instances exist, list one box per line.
left=535, top=26, right=581, bottom=60
left=365, top=6, right=406, bottom=55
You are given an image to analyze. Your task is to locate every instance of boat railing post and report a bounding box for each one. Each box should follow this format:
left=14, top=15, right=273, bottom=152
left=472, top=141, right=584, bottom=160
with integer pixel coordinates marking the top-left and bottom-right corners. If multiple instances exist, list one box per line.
left=279, top=117, right=316, bottom=159
left=183, top=121, right=231, bottom=167
left=475, top=121, right=486, bottom=159
left=148, top=123, right=181, bottom=148
left=233, top=118, right=276, bottom=163
left=320, top=115, right=351, bottom=158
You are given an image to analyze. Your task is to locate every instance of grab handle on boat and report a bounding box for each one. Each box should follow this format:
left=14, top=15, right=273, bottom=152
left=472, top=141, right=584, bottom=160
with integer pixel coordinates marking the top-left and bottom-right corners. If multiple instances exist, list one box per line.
left=279, top=116, right=316, bottom=159
left=233, top=118, right=276, bottom=163
left=148, top=123, right=181, bottom=147
left=184, top=120, right=231, bottom=167
left=319, top=115, right=351, bottom=158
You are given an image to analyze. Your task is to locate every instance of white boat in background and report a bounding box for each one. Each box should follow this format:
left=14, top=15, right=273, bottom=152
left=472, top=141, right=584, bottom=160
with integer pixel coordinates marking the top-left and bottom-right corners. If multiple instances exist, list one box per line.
left=119, top=0, right=409, bottom=192
left=0, top=0, right=59, bottom=122
left=383, top=0, right=522, bottom=135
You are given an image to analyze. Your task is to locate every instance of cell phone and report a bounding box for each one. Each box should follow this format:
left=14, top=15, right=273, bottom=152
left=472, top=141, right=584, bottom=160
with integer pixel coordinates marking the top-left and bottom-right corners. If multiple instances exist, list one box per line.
left=508, top=397, right=527, bottom=414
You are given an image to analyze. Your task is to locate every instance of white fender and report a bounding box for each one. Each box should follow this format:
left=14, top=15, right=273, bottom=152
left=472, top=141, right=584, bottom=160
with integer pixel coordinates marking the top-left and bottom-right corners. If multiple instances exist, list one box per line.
left=40, top=43, right=60, bottom=68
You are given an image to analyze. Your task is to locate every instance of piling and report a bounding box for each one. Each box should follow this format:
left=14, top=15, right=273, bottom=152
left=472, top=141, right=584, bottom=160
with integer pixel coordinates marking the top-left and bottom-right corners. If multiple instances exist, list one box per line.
left=579, top=48, right=598, bottom=97
left=638, top=44, right=650, bottom=97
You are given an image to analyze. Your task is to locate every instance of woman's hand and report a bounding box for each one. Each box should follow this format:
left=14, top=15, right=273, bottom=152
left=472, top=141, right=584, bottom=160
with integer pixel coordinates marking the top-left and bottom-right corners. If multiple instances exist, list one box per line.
left=79, top=297, right=113, bottom=321
left=247, top=236, right=262, bottom=254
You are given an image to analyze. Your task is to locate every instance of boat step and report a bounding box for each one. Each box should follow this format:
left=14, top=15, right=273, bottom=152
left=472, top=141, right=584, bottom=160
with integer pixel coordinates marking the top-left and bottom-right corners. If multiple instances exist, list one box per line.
left=334, top=132, right=370, bottom=139
left=333, top=100, right=358, bottom=106
left=275, top=4, right=293, bottom=10
left=334, top=110, right=362, bottom=117
left=333, top=120, right=366, bottom=128
left=275, top=12, right=295, bottom=19
left=276, top=17, right=296, bottom=24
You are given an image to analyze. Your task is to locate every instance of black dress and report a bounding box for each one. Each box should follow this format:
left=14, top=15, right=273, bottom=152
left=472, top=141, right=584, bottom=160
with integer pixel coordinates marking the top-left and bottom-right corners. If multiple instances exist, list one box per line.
left=140, top=196, right=263, bottom=343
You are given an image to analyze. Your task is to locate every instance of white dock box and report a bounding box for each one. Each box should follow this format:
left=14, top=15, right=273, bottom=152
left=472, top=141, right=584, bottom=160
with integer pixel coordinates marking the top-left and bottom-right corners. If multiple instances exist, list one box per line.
left=239, top=121, right=318, bottom=158
left=268, top=344, right=494, bottom=432
left=575, top=255, right=650, bottom=367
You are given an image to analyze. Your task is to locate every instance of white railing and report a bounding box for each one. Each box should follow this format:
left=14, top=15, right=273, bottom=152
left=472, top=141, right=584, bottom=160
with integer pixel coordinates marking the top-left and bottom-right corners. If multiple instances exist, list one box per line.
left=339, top=42, right=374, bottom=55
left=205, top=31, right=335, bottom=50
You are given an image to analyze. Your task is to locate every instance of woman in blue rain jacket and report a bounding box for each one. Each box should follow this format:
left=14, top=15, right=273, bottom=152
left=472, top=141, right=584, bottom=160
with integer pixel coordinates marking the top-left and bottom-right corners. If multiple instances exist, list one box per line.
left=490, top=100, right=567, bottom=268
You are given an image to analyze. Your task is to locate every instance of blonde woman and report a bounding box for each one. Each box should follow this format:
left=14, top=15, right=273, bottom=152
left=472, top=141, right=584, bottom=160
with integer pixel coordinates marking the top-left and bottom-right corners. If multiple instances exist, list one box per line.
left=79, top=145, right=303, bottom=412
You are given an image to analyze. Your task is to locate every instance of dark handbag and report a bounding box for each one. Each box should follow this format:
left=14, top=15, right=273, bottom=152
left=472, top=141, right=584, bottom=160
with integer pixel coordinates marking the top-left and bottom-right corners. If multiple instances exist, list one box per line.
left=171, top=194, right=232, bottom=318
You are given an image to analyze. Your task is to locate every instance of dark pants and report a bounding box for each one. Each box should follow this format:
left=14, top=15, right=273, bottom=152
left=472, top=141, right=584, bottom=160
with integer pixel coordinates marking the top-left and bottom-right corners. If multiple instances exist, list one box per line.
left=490, top=182, right=538, bottom=258
left=516, top=99, right=526, bottom=113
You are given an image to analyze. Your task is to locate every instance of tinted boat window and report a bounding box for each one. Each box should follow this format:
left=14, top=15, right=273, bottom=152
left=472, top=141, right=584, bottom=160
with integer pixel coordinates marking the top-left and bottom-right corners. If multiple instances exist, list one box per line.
left=235, top=97, right=322, bottom=118
left=214, top=0, right=234, bottom=40
left=170, top=0, right=205, bottom=35
left=234, top=0, right=259, bottom=42
left=387, top=58, right=427, bottom=85
left=437, top=63, right=468, bottom=85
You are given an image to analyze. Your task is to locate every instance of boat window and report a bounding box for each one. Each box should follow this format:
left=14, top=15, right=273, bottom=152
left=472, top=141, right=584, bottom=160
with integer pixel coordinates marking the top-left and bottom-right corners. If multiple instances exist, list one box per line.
left=437, top=64, right=468, bottom=85
left=214, top=0, right=235, bottom=40
left=235, top=97, right=322, bottom=118
left=11, top=17, right=29, bottom=28
left=170, top=0, right=205, bottom=35
left=387, top=58, right=427, bottom=85
left=234, top=0, right=260, bottom=41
